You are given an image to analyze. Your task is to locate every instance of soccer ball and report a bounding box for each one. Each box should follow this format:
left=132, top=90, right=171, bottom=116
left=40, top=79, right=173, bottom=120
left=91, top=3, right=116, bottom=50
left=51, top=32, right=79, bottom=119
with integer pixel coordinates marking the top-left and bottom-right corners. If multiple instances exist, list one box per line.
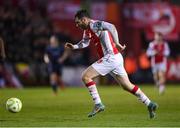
left=6, top=98, right=22, bottom=113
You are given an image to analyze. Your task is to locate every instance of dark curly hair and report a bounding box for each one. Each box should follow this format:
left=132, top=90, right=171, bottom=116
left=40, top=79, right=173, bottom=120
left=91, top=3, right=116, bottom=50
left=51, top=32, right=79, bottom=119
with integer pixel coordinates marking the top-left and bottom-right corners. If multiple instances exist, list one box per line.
left=75, top=9, right=90, bottom=19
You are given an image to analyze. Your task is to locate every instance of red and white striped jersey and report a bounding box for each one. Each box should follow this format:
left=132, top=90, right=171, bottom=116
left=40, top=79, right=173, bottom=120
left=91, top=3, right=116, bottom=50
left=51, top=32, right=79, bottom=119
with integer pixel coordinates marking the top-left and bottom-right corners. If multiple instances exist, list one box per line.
left=146, top=41, right=170, bottom=65
left=75, top=20, right=119, bottom=58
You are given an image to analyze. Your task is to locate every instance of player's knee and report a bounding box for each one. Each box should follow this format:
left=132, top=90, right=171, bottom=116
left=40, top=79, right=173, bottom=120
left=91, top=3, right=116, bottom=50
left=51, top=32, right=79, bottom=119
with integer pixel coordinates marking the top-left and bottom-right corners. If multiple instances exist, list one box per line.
left=81, top=73, right=91, bottom=83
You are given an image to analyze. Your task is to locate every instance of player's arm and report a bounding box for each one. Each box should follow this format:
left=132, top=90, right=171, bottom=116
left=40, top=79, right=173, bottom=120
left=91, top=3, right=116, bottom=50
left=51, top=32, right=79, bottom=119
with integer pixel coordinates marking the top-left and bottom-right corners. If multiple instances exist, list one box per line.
left=94, top=21, right=126, bottom=51
left=65, top=32, right=90, bottom=50
left=146, top=43, right=157, bottom=57
left=65, top=33, right=90, bottom=50
left=164, top=43, right=170, bottom=56
left=44, top=53, right=50, bottom=64
left=58, top=49, right=71, bottom=63
left=0, top=37, right=6, bottom=60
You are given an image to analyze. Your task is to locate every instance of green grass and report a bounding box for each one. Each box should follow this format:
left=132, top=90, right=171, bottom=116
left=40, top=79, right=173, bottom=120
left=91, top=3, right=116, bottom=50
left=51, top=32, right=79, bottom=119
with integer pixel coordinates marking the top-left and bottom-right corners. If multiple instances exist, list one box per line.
left=0, top=85, right=180, bottom=127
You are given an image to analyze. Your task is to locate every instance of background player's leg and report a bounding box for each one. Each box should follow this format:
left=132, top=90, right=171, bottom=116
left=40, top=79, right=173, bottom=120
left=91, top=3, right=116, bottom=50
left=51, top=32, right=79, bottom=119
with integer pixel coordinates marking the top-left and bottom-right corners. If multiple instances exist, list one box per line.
left=58, top=68, right=65, bottom=90
left=58, top=76, right=65, bottom=90
left=153, top=72, right=159, bottom=88
left=50, top=73, right=59, bottom=95
left=158, top=71, right=166, bottom=94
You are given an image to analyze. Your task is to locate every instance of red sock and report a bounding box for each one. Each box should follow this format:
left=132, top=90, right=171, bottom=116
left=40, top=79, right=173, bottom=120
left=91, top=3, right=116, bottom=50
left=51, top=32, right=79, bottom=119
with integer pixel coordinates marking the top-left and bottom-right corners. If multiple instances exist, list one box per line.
left=85, top=81, right=96, bottom=87
left=130, top=85, right=151, bottom=106
left=85, top=81, right=101, bottom=104
left=131, top=85, right=139, bottom=94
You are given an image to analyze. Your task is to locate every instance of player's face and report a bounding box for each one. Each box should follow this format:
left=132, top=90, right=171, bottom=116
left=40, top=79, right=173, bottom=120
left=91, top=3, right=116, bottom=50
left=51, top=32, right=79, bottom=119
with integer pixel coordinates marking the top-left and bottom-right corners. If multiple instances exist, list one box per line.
left=50, top=36, right=58, bottom=47
left=75, top=17, right=88, bottom=29
left=154, top=32, right=163, bottom=42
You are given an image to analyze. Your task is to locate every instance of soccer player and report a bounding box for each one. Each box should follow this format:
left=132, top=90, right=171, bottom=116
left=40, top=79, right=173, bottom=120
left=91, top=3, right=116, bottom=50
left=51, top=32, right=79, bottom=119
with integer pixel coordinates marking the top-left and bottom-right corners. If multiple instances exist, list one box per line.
left=0, top=37, right=6, bottom=88
left=0, top=37, right=6, bottom=60
left=65, top=10, right=158, bottom=118
left=44, top=35, right=69, bottom=95
left=146, top=32, right=170, bottom=94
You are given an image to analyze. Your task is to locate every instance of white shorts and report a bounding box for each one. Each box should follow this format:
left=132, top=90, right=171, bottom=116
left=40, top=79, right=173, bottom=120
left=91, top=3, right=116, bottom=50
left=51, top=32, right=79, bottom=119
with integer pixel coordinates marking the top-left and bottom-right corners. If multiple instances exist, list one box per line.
left=92, top=53, right=127, bottom=76
left=152, top=62, right=167, bottom=73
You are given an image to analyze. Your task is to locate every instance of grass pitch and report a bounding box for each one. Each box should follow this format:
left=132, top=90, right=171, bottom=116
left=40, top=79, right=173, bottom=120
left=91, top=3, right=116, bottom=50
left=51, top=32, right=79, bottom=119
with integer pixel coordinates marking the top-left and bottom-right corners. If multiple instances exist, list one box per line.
left=0, top=85, right=180, bottom=127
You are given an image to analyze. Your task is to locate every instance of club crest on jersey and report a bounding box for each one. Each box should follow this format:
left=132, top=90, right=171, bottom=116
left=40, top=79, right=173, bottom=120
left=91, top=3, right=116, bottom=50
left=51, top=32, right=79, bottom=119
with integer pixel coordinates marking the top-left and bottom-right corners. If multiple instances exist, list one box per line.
left=94, top=22, right=102, bottom=30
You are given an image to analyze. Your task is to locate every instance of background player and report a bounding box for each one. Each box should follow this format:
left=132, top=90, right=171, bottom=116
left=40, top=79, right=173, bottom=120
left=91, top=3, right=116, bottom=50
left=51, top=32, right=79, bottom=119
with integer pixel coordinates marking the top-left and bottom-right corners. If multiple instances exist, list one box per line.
left=44, top=35, right=69, bottom=95
left=65, top=10, right=158, bottom=118
left=146, top=32, right=170, bottom=94
left=0, top=37, right=6, bottom=61
left=0, top=37, right=6, bottom=88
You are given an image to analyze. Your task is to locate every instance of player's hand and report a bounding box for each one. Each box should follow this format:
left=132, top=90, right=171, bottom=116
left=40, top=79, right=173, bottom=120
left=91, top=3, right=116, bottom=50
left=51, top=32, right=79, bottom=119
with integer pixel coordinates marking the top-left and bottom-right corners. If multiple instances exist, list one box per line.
left=65, top=42, right=74, bottom=50
left=44, top=55, right=49, bottom=64
left=116, top=44, right=126, bottom=52
left=120, top=44, right=126, bottom=51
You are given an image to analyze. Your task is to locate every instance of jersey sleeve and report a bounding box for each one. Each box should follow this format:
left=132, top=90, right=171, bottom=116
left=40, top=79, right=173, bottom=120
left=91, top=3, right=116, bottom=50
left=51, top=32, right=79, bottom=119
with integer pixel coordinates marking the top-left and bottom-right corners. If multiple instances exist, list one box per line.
left=73, top=30, right=90, bottom=49
left=92, top=20, right=120, bottom=46
left=146, top=42, right=156, bottom=57
left=91, top=21, right=104, bottom=31
left=92, top=21, right=115, bottom=31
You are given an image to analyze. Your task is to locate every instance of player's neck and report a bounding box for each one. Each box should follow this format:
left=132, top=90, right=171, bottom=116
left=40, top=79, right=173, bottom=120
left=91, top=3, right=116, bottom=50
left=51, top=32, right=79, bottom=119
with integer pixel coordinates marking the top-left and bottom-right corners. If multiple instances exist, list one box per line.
left=155, top=39, right=163, bottom=43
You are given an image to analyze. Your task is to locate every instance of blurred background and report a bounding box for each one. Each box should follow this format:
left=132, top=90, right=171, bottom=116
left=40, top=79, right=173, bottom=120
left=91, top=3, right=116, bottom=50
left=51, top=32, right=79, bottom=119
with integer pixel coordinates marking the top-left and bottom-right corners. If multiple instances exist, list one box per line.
left=0, top=0, right=180, bottom=88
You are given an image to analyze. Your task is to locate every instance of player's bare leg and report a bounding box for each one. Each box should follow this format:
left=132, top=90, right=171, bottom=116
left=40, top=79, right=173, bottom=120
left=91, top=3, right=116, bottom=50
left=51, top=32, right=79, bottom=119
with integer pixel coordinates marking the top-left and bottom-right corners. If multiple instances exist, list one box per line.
left=158, top=71, right=166, bottom=94
left=153, top=72, right=159, bottom=88
left=113, top=74, right=158, bottom=119
left=58, top=76, right=65, bottom=90
left=50, top=73, right=59, bottom=95
left=82, top=66, right=105, bottom=117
